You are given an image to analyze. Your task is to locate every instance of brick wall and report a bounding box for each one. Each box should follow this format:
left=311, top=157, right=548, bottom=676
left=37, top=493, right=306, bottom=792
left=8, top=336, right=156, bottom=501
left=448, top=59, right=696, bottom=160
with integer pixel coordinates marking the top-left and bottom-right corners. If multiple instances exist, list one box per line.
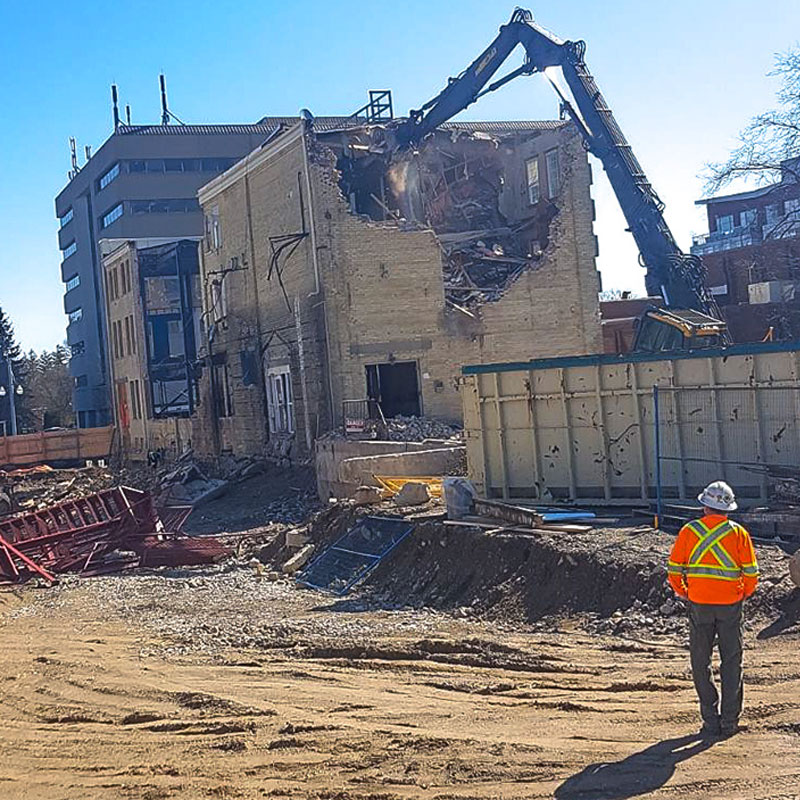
left=193, top=121, right=601, bottom=457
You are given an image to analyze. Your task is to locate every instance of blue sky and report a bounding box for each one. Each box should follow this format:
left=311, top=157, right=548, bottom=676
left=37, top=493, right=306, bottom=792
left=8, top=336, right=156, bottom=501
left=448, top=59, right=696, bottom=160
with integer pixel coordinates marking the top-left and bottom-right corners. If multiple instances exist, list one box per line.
left=1, top=0, right=797, bottom=352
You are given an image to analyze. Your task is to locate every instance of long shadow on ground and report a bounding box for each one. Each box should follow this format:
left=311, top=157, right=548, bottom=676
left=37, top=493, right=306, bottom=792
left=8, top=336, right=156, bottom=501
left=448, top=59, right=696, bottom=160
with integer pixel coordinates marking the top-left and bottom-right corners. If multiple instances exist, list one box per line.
left=554, top=733, right=715, bottom=799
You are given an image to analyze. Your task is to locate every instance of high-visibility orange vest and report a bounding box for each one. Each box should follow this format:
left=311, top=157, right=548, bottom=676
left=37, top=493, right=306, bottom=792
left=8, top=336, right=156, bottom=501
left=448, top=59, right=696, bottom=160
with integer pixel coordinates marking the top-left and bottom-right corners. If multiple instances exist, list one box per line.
left=668, top=514, right=759, bottom=605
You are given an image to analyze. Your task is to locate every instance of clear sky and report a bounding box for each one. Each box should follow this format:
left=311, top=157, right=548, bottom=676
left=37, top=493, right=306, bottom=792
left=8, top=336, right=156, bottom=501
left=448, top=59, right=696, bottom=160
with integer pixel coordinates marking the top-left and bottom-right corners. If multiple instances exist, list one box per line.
left=1, top=0, right=797, bottom=352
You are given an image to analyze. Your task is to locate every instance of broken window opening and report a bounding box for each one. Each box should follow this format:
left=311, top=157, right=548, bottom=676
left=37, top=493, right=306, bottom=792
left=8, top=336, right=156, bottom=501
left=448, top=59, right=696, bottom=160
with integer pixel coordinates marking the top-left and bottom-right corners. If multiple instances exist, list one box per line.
left=366, top=361, right=421, bottom=419
left=211, top=356, right=234, bottom=418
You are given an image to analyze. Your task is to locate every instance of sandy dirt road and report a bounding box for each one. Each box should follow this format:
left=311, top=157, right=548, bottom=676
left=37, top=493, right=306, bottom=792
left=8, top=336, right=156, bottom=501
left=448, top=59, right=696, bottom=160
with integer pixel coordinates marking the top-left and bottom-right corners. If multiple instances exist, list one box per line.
left=2, top=580, right=800, bottom=800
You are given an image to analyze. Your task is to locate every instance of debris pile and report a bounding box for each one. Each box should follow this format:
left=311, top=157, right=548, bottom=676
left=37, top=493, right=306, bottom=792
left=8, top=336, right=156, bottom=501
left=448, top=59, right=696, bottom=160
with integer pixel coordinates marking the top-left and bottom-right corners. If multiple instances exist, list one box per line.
left=383, top=415, right=463, bottom=442
left=738, top=464, right=800, bottom=541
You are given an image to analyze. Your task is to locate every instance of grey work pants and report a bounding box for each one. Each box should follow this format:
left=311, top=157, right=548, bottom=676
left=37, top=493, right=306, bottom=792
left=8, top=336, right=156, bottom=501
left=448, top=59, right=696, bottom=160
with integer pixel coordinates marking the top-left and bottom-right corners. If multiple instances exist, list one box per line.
left=688, top=601, right=743, bottom=730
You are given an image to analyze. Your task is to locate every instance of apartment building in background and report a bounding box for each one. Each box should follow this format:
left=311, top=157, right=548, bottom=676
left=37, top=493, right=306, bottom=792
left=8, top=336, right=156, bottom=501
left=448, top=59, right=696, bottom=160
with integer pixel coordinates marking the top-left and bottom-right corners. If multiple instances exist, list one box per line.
left=54, top=120, right=278, bottom=428
left=691, top=157, right=800, bottom=340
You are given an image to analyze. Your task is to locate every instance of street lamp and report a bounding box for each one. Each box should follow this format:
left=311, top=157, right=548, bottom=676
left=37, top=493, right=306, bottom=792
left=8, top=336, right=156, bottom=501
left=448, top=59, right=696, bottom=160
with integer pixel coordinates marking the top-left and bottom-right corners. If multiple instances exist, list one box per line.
left=0, top=362, right=23, bottom=436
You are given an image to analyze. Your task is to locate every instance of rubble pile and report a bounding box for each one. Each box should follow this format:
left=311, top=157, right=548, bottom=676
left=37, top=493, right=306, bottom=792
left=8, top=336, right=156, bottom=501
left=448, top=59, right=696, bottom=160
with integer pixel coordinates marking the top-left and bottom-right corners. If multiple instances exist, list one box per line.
left=324, top=124, right=560, bottom=309
left=1, top=465, right=116, bottom=513
left=383, top=415, right=463, bottom=442
left=364, top=521, right=799, bottom=639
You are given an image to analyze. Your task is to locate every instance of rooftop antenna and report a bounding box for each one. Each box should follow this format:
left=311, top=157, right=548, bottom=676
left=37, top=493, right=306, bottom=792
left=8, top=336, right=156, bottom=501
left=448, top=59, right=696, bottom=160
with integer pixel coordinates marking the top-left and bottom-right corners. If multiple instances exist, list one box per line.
left=160, top=74, right=169, bottom=125
left=84, top=144, right=92, bottom=162
left=111, top=84, right=120, bottom=131
left=69, top=137, right=80, bottom=175
left=125, top=104, right=131, bottom=125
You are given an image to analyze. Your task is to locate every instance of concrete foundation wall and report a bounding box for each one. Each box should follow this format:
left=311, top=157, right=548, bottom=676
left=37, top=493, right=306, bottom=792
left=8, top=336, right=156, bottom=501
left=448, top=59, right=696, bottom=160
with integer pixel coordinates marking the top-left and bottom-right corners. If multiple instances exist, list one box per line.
left=315, top=438, right=464, bottom=499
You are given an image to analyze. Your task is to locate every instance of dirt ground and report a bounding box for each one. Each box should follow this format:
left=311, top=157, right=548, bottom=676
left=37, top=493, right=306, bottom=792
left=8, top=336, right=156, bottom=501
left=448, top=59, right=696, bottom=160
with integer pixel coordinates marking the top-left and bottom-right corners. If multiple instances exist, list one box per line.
left=3, top=570, right=800, bottom=800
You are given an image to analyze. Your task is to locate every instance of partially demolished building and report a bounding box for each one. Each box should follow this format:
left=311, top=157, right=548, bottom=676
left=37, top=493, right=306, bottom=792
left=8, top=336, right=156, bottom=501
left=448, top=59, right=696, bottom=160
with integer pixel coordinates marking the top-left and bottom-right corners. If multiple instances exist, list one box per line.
left=193, top=116, right=602, bottom=458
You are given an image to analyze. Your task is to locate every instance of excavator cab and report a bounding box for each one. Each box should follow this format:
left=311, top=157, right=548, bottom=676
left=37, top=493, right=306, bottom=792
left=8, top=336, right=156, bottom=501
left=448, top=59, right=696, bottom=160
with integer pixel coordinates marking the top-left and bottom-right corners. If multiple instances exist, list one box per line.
left=633, top=308, right=728, bottom=353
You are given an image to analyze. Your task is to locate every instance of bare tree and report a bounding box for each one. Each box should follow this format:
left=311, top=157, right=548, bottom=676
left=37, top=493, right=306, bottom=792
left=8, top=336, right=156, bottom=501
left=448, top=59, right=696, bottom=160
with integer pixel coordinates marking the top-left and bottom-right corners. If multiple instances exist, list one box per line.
left=706, top=49, right=800, bottom=192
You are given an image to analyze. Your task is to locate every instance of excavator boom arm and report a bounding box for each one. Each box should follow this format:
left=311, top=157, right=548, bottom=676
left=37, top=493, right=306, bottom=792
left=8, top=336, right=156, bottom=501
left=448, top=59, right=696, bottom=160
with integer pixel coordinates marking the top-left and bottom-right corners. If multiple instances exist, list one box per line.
left=395, top=9, right=719, bottom=319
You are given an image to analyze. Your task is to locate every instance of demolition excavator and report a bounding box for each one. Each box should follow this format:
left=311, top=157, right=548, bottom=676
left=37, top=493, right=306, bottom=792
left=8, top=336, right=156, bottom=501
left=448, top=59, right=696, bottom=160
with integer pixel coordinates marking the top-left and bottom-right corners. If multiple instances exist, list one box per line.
left=394, top=9, right=728, bottom=352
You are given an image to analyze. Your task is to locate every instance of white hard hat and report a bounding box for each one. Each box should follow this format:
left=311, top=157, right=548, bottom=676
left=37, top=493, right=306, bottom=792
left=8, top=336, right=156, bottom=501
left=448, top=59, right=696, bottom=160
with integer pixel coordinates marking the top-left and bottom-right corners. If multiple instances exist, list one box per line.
left=698, top=480, right=737, bottom=512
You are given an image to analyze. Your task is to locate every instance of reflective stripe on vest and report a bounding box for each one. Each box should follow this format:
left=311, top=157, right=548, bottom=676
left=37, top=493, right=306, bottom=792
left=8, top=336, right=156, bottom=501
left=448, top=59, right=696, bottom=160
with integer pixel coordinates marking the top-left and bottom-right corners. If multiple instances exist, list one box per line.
left=685, top=519, right=742, bottom=581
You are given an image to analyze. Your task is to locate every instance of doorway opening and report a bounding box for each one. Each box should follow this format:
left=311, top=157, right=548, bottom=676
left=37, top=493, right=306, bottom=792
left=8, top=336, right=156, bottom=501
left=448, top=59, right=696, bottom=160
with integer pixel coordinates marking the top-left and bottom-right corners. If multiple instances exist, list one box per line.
left=365, top=361, right=421, bottom=418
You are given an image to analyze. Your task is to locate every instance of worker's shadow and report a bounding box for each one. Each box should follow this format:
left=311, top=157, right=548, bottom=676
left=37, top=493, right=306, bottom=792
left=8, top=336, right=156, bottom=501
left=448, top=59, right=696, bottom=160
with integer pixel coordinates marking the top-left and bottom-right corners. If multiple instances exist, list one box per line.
left=554, top=733, right=715, bottom=800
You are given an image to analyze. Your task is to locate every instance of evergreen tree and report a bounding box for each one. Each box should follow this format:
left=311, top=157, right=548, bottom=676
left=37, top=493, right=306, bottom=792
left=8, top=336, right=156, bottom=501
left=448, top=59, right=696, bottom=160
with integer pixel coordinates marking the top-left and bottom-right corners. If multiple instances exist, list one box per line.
left=0, top=306, right=21, bottom=361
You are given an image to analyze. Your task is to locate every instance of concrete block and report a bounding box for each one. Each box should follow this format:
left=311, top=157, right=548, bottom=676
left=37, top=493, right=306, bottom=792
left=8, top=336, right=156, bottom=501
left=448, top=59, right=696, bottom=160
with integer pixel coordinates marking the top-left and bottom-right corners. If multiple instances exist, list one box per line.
left=282, top=543, right=315, bottom=575
left=284, top=529, right=311, bottom=549
left=393, top=481, right=430, bottom=506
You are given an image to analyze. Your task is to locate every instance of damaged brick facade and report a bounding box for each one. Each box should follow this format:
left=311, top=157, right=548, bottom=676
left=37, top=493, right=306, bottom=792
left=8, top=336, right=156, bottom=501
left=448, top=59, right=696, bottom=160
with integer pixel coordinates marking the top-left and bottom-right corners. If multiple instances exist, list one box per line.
left=193, top=118, right=601, bottom=459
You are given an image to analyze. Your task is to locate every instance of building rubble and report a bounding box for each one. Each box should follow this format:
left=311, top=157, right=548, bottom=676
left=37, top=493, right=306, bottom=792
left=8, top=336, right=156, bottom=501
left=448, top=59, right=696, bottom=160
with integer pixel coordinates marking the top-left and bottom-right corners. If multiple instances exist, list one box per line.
left=319, top=123, right=561, bottom=308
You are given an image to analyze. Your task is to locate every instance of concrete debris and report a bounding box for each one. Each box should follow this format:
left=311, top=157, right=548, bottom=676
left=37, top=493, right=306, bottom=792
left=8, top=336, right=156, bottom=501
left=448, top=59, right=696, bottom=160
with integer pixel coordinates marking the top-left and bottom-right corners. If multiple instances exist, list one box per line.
left=282, top=544, right=315, bottom=575
left=284, top=529, right=311, bottom=549
left=353, top=485, right=383, bottom=506
left=392, top=481, right=431, bottom=507
left=790, top=551, right=800, bottom=588
left=383, top=415, right=463, bottom=443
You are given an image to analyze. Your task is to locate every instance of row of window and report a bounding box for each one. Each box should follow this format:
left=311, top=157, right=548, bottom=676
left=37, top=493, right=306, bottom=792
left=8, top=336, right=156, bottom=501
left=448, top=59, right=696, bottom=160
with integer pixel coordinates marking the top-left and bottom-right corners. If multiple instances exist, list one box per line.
left=65, top=274, right=80, bottom=292
left=130, top=198, right=200, bottom=215
left=95, top=158, right=238, bottom=194
left=70, top=340, right=85, bottom=357
left=715, top=198, right=800, bottom=234
left=112, top=314, right=137, bottom=360
left=106, top=258, right=133, bottom=302
left=59, top=208, right=73, bottom=228
left=129, top=157, right=237, bottom=175
left=526, top=148, right=561, bottom=206
left=68, top=307, right=83, bottom=324
left=62, top=241, right=77, bottom=260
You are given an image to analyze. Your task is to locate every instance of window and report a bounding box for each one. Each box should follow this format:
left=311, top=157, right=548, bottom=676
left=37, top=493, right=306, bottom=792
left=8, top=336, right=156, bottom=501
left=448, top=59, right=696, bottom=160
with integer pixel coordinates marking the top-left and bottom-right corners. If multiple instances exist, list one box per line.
left=68, top=307, right=83, bottom=324
left=716, top=214, right=734, bottom=234
left=74, top=375, right=88, bottom=388
left=526, top=158, right=540, bottom=205
left=129, top=315, right=136, bottom=353
left=112, top=268, right=119, bottom=301
left=765, top=203, right=782, bottom=226
left=205, top=205, right=221, bottom=250
left=112, top=320, right=120, bottom=359
left=545, top=148, right=560, bottom=199
left=266, top=365, right=294, bottom=434
left=124, top=315, right=133, bottom=355
left=144, top=275, right=182, bottom=314
left=59, top=208, right=73, bottom=227
left=99, top=162, right=120, bottom=190
left=130, top=379, right=141, bottom=420
left=210, top=276, right=228, bottom=322
left=70, top=340, right=85, bottom=357
left=63, top=241, right=77, bottom=259
left=741, top=208, right=757, bottom=226
left=130, top=198, right=200, bottom=215
left=65, top=274, right=80, bottom=292
left=786, top=198, right=800, bottom=214
left=212, top=358, right=234, bottom=418
left=101, top=203, right=123, bottom=229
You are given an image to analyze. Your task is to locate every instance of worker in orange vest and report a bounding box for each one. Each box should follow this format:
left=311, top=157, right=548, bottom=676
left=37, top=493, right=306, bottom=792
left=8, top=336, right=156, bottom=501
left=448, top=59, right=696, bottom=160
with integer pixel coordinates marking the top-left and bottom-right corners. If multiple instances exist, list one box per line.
left=667, top=481, right=759, bottom=739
